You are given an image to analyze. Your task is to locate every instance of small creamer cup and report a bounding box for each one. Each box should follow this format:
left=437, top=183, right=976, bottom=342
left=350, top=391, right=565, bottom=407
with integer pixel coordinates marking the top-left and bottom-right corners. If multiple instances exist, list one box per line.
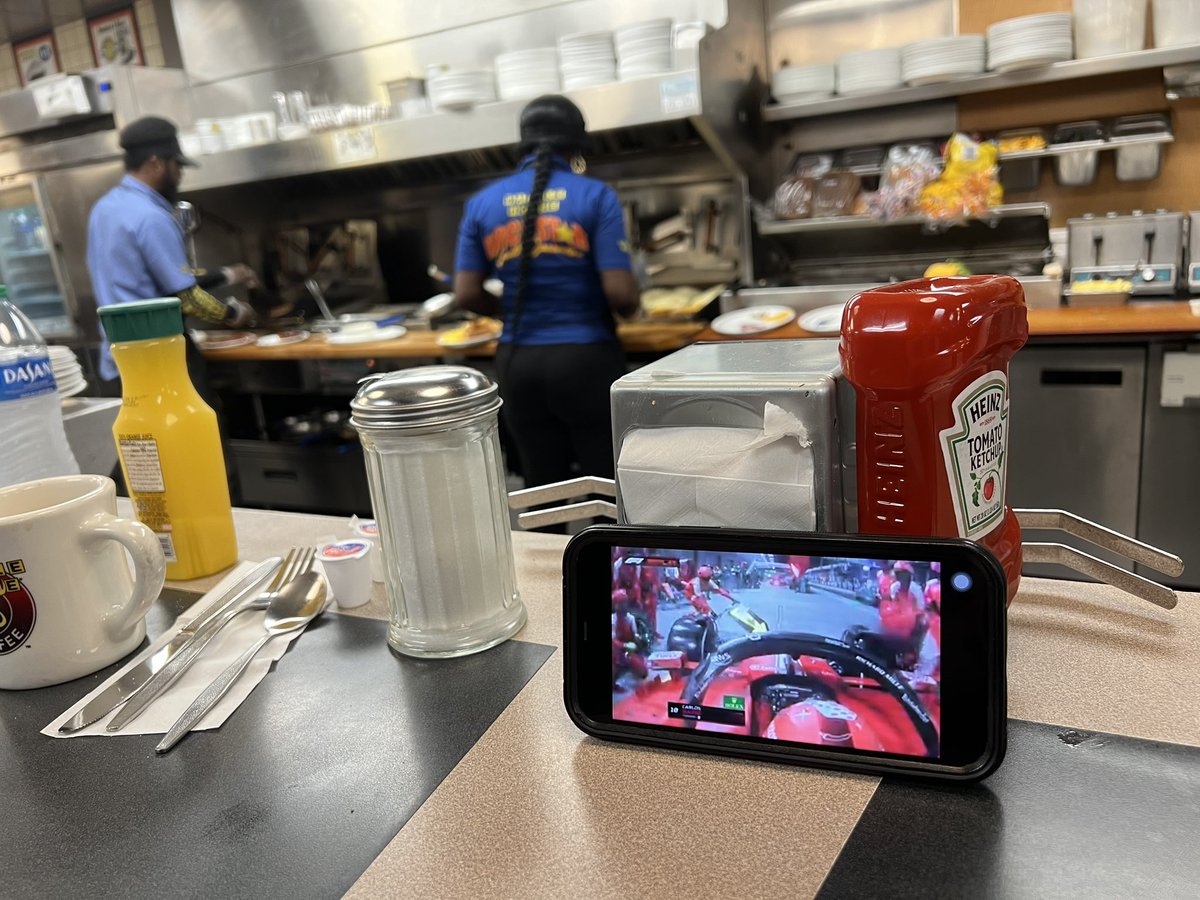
left=351, top=519, right=383, bottom=582
left=317, top=539, right=373, bottom=609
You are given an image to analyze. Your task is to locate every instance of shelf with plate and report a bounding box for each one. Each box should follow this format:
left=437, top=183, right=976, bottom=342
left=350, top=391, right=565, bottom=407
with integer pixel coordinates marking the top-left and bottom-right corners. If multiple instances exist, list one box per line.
left=182, top=61, right=704, bottom=194
left=762, top=44, right=1200, bottom=123
left=755, top=201, right=1049, bottom=236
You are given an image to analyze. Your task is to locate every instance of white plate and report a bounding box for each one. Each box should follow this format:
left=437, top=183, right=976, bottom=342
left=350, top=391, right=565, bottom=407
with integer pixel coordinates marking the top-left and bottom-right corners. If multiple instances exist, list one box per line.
left=198, top=331, right=257, bottom=350
left=775, top=90, right=835, bottom=103
left=710, top=305, right=796, bottom=336
left=797, top=303, right=848, bottom=335
left=256, top=330, right=311, bottom=348
left=906, top=70, right=983, bottom=86
left=58, top=379, right=87, bottom=399
left=326, top=325, right=407, bottom=345
left=437, top=331, right=502, bottom=349
left=989, top=53, right=1072, bottom=72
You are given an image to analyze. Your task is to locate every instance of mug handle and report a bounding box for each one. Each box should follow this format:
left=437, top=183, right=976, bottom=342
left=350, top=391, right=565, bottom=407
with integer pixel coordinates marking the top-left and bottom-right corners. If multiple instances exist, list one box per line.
left=80, top=512, right=167, bottom=642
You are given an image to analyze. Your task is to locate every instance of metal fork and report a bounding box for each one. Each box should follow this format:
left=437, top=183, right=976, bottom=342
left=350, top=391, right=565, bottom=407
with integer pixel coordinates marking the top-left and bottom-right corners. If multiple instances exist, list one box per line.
left=106, top=548, right=312, bottom=733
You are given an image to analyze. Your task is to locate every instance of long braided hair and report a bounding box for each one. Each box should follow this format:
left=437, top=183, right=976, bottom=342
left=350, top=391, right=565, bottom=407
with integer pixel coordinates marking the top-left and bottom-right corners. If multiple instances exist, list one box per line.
left=503, top=96, right=588, bottom=361
left=506, top=145, right=553, bottom=347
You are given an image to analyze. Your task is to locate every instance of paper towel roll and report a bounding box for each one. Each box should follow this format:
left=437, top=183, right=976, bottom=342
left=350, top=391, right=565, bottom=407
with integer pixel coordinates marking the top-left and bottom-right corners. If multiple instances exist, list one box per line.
left=617, top=402, right=816, bottom=530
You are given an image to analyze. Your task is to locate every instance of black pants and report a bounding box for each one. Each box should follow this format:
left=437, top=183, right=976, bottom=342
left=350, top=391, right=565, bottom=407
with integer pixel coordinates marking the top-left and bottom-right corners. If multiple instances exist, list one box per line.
left=496, top=341, right=626, bottom=487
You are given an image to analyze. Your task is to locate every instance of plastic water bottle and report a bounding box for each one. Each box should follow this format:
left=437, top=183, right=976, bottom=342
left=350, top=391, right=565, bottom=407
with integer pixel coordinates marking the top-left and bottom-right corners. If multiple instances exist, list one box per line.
left=0, top=286, right=79, bottom=488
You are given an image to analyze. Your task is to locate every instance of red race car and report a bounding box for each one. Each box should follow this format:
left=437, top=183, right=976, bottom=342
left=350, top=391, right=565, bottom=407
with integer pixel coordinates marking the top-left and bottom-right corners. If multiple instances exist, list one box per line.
left=614, top=632, right=940, bottom=757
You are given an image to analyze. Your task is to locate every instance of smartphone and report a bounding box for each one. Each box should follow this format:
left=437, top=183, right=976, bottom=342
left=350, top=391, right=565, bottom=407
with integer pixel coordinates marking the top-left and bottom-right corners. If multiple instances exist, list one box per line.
left=563, top=525, right=1007, bottom=782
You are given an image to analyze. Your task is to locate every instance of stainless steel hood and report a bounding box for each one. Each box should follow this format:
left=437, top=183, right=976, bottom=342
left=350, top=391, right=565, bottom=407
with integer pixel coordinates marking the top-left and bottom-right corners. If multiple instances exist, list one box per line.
left=179, top=13, right=770, bottom=199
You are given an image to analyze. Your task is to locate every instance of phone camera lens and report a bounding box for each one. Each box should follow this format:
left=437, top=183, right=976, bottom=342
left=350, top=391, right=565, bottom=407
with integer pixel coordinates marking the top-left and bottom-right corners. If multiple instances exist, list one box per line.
left=951, top=572, right=973, bottom=592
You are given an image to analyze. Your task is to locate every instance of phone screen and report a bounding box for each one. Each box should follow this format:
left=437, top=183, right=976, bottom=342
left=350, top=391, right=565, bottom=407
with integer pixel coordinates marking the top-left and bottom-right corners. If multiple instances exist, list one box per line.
left=610, top=547, right=945, bottom=759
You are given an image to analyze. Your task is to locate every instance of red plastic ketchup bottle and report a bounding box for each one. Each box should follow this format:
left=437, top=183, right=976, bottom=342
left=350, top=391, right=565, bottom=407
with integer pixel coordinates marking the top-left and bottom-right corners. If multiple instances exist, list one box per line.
left=840, top=276, right=1029, bottom=603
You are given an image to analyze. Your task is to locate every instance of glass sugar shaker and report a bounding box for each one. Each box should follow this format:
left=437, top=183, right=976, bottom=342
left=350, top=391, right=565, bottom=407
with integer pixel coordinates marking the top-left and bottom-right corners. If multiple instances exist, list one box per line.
left=350, top=366, right=525, bottom=657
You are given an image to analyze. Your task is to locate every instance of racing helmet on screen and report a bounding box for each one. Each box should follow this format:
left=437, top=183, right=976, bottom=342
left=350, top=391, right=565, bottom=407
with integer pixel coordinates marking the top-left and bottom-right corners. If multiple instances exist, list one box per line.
left=893, top=560, right=915, bottom=574
left=930, top=561, right=942, bottom=574
left=697, top=565, right=713, bottom=579
left=612, top=588, right=630, bottom=606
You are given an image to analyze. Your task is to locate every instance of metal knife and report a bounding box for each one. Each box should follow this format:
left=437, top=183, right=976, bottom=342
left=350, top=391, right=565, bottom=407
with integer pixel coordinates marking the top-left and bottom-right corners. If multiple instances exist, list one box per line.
left=58, top=558, right=281, bottom=733
left=104, top=573, right=277, bottom=733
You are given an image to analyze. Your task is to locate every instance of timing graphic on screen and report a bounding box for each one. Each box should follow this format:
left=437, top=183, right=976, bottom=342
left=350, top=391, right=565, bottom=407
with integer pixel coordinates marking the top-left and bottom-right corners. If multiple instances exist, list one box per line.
left=611, top=549, right=942, bottom=758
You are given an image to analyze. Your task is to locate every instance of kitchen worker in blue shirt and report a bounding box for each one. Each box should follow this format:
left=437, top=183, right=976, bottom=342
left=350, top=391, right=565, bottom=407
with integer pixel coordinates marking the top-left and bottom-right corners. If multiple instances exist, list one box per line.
left=87, top=115, right=258, bottom=385
left=454, top=95, right=640, bottom=487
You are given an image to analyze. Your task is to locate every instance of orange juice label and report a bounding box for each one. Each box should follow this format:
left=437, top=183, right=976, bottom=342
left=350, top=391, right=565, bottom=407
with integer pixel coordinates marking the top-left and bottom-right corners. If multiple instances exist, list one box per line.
left=118, top=435, right=166, bottom=493
left=119, top=435, right=177, bottom=562
left=939, top=371, right=1009, bottom=540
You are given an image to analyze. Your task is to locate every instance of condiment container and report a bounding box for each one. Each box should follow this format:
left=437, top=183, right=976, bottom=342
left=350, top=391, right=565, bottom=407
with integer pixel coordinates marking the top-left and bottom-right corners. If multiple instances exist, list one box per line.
left=840, top=276, right=1029, bottom=603
left=996, top=128, right=1047, bottom=193
left=1073, top=0, right=1147, bottom=57
left=351, top=366, right=525, bottom=657
left=317, top=539, right=373, bottom=609
left=350, top=517, right=384, bottom=582
left=1051, top=121, right=1105, bottom=187
left=1153, top=0, right=1200, bottom=47
left=1111, top=114, right=1171, bottom=182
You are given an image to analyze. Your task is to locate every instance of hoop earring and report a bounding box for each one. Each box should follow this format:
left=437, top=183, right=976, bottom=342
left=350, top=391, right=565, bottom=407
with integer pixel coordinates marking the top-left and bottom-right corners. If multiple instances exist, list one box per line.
left=570, top=153, right=587, bottom=174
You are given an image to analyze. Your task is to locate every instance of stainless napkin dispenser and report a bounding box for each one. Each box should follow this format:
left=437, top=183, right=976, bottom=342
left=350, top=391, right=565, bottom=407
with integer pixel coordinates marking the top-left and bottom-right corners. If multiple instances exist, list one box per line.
left=611, top=340, right=855, bottom=533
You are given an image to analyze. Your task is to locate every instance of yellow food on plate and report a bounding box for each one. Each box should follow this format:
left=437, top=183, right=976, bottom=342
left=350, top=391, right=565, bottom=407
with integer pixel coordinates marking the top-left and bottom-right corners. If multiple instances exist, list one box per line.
left=755, top=308, right=793, bottom=324
left=925, top=260, right=973, bottom=277
left=1072, top=279, right=1132, bottom=294
left=440, top=317, right=503, bottom=344
left=640, top=285, right=723, bottom=318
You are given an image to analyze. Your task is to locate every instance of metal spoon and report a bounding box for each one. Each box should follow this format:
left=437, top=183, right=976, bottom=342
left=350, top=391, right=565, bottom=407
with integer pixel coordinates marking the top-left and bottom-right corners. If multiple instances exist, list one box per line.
left=155, top=571, right=328, bottom=754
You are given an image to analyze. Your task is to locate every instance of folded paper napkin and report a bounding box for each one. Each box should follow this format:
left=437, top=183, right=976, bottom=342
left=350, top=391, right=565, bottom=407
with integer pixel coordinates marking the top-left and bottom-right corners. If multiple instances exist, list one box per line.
left=618, top=401, right=817, bottom=531
left=43, top=561, right=309, bottom=739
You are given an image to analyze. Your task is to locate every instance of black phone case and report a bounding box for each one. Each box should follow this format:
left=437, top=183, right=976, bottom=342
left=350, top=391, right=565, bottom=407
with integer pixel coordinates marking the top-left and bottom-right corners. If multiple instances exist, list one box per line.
left=563, top=525, right=1007, bottom=783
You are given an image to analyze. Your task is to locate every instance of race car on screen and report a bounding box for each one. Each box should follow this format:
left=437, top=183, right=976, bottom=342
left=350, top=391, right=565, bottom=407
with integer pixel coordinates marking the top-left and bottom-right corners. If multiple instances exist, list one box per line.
left=613, top=631, right=941, bottom=757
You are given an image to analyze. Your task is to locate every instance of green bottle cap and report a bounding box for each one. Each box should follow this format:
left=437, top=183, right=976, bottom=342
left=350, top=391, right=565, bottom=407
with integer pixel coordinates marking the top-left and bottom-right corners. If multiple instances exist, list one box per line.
left=98, top=298, right=184, bottom=342
left=0, top=284, right=8, bottom=300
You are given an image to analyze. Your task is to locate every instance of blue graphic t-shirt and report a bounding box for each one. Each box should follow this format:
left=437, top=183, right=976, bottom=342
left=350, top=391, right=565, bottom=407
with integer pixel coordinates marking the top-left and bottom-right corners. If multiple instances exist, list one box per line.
left=454, top=156, right=631, bottom=345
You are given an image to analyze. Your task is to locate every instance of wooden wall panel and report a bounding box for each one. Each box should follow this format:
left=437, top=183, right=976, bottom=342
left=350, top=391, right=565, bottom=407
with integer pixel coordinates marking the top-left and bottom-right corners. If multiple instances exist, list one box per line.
left=956, top=0, right=1199, bottom=225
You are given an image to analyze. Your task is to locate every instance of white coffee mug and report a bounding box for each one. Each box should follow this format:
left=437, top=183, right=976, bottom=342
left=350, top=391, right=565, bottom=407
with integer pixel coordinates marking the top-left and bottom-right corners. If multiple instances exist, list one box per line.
left=0, top=475, right=166, bottom=689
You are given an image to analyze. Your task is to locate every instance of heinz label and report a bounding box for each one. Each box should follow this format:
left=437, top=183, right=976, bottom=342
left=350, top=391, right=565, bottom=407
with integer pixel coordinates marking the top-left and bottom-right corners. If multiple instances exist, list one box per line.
left=0, top=354, right=56, bottom=401
left=0, top=558, right=36, bottom=654
left=939, top=371, right=1009, bottom=540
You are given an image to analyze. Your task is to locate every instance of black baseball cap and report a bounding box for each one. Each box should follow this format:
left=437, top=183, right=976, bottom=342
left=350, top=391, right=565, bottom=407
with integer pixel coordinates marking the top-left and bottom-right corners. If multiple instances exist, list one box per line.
left=118, top=116, right=197, bottom=167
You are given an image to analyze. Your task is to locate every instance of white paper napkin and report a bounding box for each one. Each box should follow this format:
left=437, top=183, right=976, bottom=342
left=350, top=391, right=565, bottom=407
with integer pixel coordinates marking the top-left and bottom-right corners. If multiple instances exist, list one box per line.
left=617, top=401, right=817, bottom=531
left=43, top=561, right=309, bottom=739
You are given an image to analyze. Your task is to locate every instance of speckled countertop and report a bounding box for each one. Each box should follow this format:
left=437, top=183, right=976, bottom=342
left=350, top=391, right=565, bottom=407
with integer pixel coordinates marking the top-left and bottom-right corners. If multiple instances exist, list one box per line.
left=150, top=505, right=1200, bottom=899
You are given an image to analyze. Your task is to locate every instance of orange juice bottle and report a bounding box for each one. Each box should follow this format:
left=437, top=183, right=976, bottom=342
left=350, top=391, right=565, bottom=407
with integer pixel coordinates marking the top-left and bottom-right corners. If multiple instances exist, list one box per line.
left=98, top=298, right=237, bottom=579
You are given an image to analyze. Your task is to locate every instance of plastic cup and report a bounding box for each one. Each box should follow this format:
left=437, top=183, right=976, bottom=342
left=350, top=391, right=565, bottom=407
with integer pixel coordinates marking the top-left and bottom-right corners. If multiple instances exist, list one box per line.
left=351, top=519, right=383, bottom=582
left=317, top=539, right=374, bottom=608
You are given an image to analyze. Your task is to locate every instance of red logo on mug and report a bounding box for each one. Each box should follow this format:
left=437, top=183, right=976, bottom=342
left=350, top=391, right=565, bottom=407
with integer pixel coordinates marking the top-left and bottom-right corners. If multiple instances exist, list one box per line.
left=0, top=561, right=36, bottom=654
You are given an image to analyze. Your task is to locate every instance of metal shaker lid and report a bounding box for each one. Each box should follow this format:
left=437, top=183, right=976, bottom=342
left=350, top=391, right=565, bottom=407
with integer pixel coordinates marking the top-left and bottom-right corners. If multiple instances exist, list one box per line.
left=350, top=365, right=501, bottom=431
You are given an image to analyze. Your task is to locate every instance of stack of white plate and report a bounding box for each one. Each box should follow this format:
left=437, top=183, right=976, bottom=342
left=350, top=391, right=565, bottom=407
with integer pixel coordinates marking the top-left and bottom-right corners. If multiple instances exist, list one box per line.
left=616, top=18, right=674, bottom=80
left=986, top=14, right=1073, bottom=72
left=558, top=31, right=617, bottom=90
left=495, top=48, right=561, bottom=101
left=772, top=64, right=836, bottom=102
left=427, top=70, right=497, bottom=112
left=836, top=47, right=903, bottom=95
left=48, top=345, right=86, bottom=398
left=900, top=35, right=986, bottom=85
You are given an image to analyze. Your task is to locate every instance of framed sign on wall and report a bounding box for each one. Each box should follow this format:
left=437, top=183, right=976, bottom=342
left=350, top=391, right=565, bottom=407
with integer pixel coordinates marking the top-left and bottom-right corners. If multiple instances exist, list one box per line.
left=14, top=34, right=59, bottom=86
left=89, top=10, right=143, bottom=67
